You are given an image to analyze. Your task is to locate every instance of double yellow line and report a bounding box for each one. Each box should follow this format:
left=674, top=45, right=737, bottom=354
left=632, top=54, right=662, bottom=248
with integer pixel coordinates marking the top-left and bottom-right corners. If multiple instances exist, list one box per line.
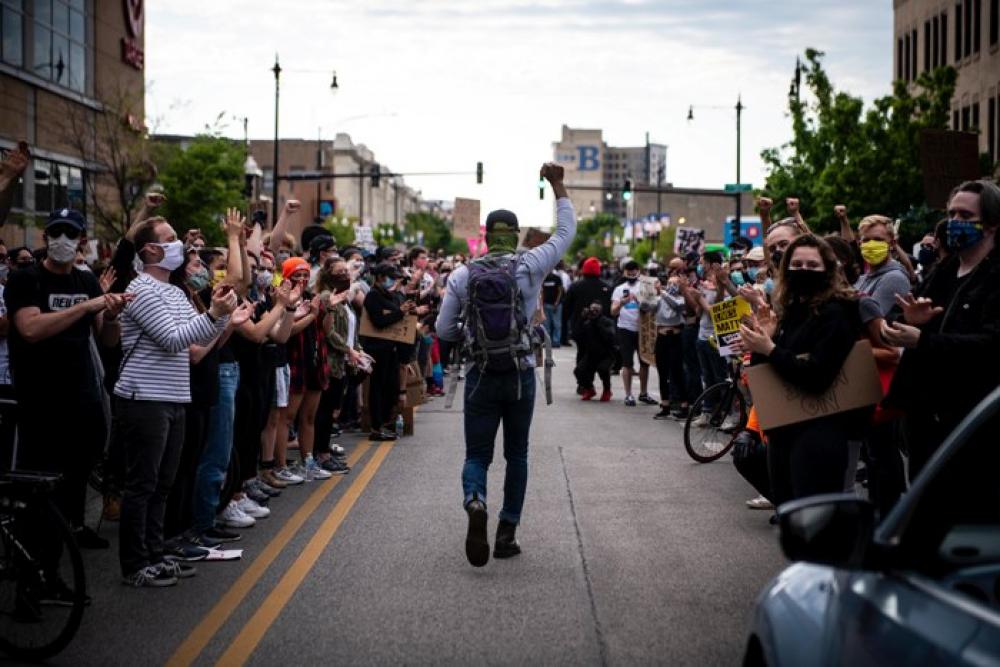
left=166, top=440, right=393, bottom=667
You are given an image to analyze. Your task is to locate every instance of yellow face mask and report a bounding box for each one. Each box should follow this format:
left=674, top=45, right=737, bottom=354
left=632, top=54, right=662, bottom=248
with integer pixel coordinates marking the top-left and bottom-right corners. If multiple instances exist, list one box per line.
left=212, top=269, right=227, bottom=287
left=860, top=240, right=889, bottom=266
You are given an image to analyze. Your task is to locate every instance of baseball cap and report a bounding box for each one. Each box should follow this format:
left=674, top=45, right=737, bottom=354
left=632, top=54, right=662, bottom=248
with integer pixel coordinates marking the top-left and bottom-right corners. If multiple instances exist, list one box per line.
left=373, top=262, right=405, bottom=280
left=485, top=209, right=519, bottom=233
left=45, top=208, right=87, bottom=234
left=745, top=246, right=765, bottom=262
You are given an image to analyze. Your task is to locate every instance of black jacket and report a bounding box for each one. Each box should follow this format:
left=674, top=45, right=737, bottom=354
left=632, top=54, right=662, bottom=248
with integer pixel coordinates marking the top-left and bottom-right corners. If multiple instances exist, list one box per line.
left=362, top=285, right=404, bottom=352
left=886, top=246, right=1000, bottom=426
left=564, top=276, right=612, bottom=337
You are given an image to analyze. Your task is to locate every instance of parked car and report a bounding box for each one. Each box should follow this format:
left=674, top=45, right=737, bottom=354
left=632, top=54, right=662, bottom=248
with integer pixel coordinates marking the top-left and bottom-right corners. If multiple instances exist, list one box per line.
left=745, top=386, right=1000, bottom=666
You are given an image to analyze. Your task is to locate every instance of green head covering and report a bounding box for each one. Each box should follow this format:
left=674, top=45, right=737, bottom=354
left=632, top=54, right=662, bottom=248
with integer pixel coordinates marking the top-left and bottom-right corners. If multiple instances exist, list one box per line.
left=485, top=221, right=519, bottom=254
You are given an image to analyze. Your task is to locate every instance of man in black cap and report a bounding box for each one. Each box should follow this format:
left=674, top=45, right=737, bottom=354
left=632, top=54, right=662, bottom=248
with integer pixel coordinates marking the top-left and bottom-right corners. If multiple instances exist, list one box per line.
left=307, top=233, right=337, bottom=291
left=437, top=163, right=576, bottom=567
left=7, top=209, right=129, bottom=551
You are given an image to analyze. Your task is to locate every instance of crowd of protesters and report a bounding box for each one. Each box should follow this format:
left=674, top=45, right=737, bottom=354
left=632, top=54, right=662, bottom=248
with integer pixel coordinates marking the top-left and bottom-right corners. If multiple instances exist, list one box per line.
left=0, top=136, right=997, bottom=588
left=0, top=143, right=463, bottom=589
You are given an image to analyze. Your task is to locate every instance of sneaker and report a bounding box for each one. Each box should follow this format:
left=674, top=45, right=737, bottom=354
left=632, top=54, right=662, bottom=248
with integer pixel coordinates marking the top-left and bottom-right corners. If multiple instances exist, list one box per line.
left=304, top=457, right=333, bottom=481
left=330, top=424, right=343, bottom=438
left=217, top=500, right=256, bottom=529
left=330, top=444, right=346, bottom=456
left=288, top=462, right=312, bottom=482
left=74, top=525, right=110, bottom=550
left=339, top=421, right=362, bottom=434
left=600, top=389, right=613, bottom=402
left=202, top=527, right=241, bottom=543
left=274, top=467, right=304, bottom=485
left=746, top=495, right=774, bottom=511
left=580, top=388, right=597, bottom=401
left=162, top=539, right=211, bottom=562
left=236, top=495, right=271, bottom=519
left=320, top=457, right=351, bottom=475
left=691, top=413, right=709, bottom=428
left=721, top=415, right=741, bottom=431
left=260, top=469, right=289, bottom=489
left=624, top=396, right=636, bottom=407
left=39, top=577, right=92, bottom=607
left=369, top=430, right=398, bottom=442
left=638, top=393, right=658, bottom=406
left=158, top=560, right=197, bottom=579
left=671, top=406, right=690, bottom=421
left=102, top=494, right=121, bottom=522
left=653, top=408, right=673, bottom=420
left=243, top=484, right=271, bottom=505
left=122, top=565, right=177, bottom=588
left=247, top=478, right=281, bottom=497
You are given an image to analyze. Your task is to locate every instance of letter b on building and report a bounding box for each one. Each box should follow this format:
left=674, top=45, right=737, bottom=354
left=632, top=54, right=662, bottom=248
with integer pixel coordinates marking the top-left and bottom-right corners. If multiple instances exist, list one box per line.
left=577, top=146, right=600, bottom=171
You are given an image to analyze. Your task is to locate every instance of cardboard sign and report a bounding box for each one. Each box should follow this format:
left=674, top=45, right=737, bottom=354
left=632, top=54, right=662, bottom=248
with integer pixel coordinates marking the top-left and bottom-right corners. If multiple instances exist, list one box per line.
left=353, top=225, right=376, bottom=250
left=638, top=311, right=657, bottom=367
left=359, top=311, right=419, bottom=344
left=453, top=197, right=481, bottom=239
left=709, top=297, right=753, bottom=356
left=745, top=340, right=883, bottom=431
left=919, top=130, right=981, bottom=210
left=674, top=227, right=705, bottom=257
left=522, top=228, right=551, bottom=249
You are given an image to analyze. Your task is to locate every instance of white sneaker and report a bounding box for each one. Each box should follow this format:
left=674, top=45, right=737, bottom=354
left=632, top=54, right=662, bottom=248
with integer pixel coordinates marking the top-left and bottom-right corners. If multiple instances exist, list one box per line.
left=721, top=415, right=741, bottom=431
left=691, top=413, right=709, bottom=428
left=274, top=467, right=304, bottom=485
left=288, top=462, right=311, bottom=482
left=746, top=495, right=774, bottom=510
left=218, top=500, right=256, bottom=528
left=304, top=457, right=332, bottom=480
left=330, top=444, right=346, bottom=456
left=236, top=495, right=271, bottom=519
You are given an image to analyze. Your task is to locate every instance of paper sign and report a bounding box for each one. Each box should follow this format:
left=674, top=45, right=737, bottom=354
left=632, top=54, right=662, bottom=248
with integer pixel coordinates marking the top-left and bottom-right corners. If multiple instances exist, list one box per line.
left=709, top=297, right=753, bottom=356
left=453, top=197, right=481, bottom=239
left=638, top=311, right=657, bottom=367
left=674, top=227, right=705, bottom=257
left=359, top=311, right=419, bottom=344
left=204, top=548, right=243, bottom=561
left=353, top=225, right=376, bottom=250
left=745, top=340, right=883, bottom=431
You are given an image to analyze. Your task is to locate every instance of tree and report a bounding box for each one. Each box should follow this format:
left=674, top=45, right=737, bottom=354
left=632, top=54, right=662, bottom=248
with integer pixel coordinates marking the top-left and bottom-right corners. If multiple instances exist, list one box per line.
left=152, top=133, right=245, bottom=247
left=403, top=211, right=456, bottom=253
left=567, top=213, right=621, bottom=262
left=761, top=49, right=957, bottom=245
left=321, top=211, right=357, bottom=248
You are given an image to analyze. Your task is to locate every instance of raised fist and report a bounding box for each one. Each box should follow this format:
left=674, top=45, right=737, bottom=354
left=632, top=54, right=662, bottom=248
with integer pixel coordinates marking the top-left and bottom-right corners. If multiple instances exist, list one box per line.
left=283, top=199, right=301, bottom=216
left=757, top=196, right=773, bottom=212
left=833, top=205, right=847, bottom=219
left=539, top=162, right=564, bottom=184
left=785, top=197, right=800, bottom=214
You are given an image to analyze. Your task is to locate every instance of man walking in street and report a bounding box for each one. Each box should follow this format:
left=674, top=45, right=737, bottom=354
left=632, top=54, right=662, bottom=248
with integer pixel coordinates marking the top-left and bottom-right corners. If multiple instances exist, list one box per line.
left=437, top=162, right=576, bottom=567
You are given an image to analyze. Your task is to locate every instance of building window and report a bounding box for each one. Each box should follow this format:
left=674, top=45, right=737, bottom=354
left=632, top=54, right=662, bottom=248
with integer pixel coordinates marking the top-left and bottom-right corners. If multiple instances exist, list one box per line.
left=262, top=168, right=274, bottom=194
left=974, top=0, right=982, bottom=52
left=962, top=105, right=972, bottom=130
left=32, top=0, right=86, bottom=93
left=933, top=16, right=940, bottom=66
left=1, top=0, right=23, bottom=66
left=989, top=97, right=996, bottom=165
left=942, top=12, right=949, bottom=63
left=32, top=158, right=86, bottom=214
left=924, top=21, right=931, bottom=70
left=965, top=0, right=973, bottom=57
left=972, top=101, right=980, bottom=130
left=904, top=33, right=911, bottom=80
left=911, top=28, right=918, bottom=75
left=957, top=3, right=964, bottom=59
left=954, top=109, right=961, bottom=129
left=991, top=0, right=999, bottom=45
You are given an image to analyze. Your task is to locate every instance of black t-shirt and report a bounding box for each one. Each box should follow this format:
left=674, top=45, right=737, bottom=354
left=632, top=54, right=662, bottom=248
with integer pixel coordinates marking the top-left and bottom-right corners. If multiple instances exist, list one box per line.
left=6, top=264, right=103, bottom=402
left=542, top=273, right=562, bottom=305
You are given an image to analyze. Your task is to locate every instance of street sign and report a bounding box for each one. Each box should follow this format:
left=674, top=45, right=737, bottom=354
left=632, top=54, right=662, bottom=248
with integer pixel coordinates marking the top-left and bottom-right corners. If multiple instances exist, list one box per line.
left=724, top=183, right=752, bottom=193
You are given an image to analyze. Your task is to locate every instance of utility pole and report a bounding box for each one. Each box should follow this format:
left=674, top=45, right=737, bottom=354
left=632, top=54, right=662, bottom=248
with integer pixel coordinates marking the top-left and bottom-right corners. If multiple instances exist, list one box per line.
left=735, top=95, right=744, bottom=234
left=358, top=155, right=365, bottom=225
left=271, top=55, right=281, bottom=227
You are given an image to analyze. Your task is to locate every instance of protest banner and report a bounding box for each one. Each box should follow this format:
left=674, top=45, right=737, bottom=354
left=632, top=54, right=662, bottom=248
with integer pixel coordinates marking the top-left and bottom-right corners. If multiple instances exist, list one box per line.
left=359, top=311, right=419, bottom=344
left=674, top=227, right=705, bottom=256
left=709, top=297, right=752, bottom=356
left=638, top=311, right=657, bottom=367
left=745, top=340, right=882, bottom=430
left=353, top=225, right=376, bottom=251
left=453, top=198, right=481, bottom=239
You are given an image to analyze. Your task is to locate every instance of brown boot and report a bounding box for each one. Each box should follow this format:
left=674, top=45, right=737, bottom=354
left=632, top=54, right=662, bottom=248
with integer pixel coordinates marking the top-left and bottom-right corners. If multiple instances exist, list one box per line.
left=261, top=469, right=288, bottom=489
left=102, top=494, right=121, bottom=522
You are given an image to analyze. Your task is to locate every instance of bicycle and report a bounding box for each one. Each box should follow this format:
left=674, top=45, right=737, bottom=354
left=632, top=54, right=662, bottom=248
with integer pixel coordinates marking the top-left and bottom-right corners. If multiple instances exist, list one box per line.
left=0, top=470, right=87, bottom=661
left=684, top=356, right=750, bottom=463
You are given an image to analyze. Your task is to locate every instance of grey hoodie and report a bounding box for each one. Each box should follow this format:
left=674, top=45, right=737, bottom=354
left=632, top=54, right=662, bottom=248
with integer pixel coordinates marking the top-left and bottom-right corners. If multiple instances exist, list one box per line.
left=854, top=259, right=910, bottom=317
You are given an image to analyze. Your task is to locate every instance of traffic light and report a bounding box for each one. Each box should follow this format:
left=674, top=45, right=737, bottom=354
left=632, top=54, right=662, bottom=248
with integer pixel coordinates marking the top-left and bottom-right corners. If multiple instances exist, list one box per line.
left=539, top=177, right=545, bottom=200
left=729, top=218, right=741, bottom=242
left=476, top=161, right=483, bottom=184
left=371, top=163, right=381, bottom=188
left=622, top=178, right=633, bottom=201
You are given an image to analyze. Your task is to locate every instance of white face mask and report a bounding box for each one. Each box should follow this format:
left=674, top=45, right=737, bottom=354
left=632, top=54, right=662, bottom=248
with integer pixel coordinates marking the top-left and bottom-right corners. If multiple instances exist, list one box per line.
left=155, top=240, right=185, bottom=271
left=47, top=234, right=79, bottom=264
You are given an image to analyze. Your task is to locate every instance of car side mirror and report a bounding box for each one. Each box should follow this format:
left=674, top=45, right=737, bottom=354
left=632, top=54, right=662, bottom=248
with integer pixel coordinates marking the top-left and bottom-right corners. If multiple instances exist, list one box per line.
left=779, top=494, right=876, bottom=569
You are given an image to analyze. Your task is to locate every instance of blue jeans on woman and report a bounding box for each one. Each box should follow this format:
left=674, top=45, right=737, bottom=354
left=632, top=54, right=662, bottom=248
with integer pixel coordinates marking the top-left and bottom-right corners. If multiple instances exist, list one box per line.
left=462, top=366, right=535, bottom=525
left=192, top=362, right=240, bottom=534
left=543, top=303, right=562, bottom=347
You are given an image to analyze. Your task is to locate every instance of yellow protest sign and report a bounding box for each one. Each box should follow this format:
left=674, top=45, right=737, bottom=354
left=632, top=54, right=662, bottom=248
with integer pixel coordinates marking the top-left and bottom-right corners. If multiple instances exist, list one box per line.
left=709, top=297, right=752, bottom=356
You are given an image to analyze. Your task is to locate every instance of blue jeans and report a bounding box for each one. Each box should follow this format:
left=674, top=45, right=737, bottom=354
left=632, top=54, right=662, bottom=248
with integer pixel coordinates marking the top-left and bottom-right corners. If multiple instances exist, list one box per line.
left=543, top=303, right=562, bottom=346
left=462, top=367, right=536, bottom=525
left=695, top=339, right=727, bottom=408
left=192, top=362, right=240, bottom=533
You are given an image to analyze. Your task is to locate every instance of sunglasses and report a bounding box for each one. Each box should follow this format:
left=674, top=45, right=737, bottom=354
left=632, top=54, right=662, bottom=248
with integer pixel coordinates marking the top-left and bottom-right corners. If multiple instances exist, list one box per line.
left=48, top=225, right=82, bottom=240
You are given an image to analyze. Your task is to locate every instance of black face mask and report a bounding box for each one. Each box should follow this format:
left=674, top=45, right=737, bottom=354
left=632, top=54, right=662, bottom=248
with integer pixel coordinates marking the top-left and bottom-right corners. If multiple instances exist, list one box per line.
left=769, top=249, right=784, bottom=270
left=784, top=269, right=827, bottom=296
left=917, top=245, right=936, bottom=267
left=626, top=275, right=638, bottom=284
left=331, top=275, right=351, bottom=292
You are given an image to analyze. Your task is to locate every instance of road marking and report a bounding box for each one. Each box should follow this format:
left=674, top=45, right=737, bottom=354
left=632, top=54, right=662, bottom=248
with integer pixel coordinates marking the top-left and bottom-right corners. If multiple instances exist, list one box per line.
left=165, top=442, right=373, bottom=667
left=215, top=441, right=394, bottom=666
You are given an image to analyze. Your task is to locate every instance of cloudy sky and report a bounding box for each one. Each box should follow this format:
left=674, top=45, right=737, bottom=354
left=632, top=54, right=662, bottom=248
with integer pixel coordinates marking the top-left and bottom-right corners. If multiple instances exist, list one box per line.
left=147, top=1, right=892, bottom=227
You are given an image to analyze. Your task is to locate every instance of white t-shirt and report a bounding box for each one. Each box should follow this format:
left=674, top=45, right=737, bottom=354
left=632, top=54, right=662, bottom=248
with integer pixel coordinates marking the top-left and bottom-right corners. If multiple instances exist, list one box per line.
left=612, top=281, right=641, bottom=332
left=345, top=305, right=357, bottom=349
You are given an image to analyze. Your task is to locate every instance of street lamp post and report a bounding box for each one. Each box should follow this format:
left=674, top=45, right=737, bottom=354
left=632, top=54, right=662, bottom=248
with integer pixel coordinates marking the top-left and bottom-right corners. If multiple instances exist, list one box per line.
left=272, top=55, right=281, bottom=227
left=687, top=96, right=745, bottom=233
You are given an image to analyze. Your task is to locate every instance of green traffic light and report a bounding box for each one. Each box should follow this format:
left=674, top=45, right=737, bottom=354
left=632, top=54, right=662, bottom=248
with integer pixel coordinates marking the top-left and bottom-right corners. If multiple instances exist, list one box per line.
left=622, top=192, right=632, bottom=201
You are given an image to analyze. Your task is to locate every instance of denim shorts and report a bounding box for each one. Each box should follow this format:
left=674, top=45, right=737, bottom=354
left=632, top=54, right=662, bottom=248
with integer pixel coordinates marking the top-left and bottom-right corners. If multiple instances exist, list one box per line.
left=274, top=364, right=291, bottom=408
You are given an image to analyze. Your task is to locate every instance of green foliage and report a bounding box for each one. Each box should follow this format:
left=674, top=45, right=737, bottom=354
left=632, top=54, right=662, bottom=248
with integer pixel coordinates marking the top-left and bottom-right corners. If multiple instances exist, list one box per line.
left=761, top=49, right=958, bottom=246
left=151, top=134, right=246, bottom=247
left=567, top=213, right=622, bottom=262
left=321, top=212, right=356, bottom=248
left=402, top=211, right=454, bottom=253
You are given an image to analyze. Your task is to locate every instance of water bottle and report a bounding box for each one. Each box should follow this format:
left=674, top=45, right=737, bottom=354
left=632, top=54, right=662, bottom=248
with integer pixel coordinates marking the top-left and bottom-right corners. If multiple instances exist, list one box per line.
left=395, top=414, right=405, bottom=437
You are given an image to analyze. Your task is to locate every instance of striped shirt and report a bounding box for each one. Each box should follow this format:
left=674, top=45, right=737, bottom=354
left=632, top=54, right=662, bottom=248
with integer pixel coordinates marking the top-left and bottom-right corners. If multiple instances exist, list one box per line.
left=114, top=273, right=228, bottom=403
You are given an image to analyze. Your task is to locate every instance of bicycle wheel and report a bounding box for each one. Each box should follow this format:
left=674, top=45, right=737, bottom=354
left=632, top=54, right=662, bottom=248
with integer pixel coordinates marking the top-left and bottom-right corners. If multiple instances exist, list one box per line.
left=684, top=382, right=747, bottom=463
left=0, top=498, right=86, bottom=661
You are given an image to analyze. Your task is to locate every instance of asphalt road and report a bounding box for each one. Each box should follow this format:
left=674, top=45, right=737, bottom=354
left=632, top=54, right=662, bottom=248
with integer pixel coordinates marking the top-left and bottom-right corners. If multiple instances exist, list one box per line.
left=11, top=347, right=784, bottom=666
